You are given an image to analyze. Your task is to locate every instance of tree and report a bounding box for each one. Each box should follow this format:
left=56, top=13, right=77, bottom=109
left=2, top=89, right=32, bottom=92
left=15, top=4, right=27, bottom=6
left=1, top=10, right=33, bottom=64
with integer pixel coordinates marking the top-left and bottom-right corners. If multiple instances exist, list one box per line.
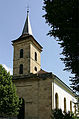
left=64, top=112, right=75, bottom=119
left=51, top=109, right=64, bottom=119
left=0, top=64, right=20, bottom=117
left=51, top=109, right=77, bottom=119
left=43, top=0, right=79, bottom=93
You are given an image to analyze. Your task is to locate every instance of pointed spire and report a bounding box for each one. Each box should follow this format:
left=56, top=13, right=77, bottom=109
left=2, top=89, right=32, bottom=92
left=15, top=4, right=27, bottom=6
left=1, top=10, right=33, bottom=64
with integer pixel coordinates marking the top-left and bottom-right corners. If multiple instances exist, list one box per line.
left=22, top=8, right=33, bottom=35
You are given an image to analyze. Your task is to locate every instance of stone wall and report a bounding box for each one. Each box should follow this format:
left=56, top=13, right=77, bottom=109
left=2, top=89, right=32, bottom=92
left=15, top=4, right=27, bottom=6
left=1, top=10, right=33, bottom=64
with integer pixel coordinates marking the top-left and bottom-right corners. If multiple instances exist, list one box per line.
left=13, top=74, right=53, bottom=119
left=13, top=36, right=42, bottom=76
left=13, top=39, right=30, bottom=76
left=30, top=43, right=41, bottom=74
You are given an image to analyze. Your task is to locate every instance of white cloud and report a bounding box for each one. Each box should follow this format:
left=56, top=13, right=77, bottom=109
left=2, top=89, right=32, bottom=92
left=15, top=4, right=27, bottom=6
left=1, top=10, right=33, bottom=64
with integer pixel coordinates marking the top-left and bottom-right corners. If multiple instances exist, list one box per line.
left=2, top=64, right=13, bottom=75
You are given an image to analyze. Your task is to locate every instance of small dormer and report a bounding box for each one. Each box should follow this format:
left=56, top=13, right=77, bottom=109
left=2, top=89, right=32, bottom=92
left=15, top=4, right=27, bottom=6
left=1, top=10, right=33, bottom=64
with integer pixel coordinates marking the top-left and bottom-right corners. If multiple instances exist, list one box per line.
left=12, top=10, right=43, bottom=76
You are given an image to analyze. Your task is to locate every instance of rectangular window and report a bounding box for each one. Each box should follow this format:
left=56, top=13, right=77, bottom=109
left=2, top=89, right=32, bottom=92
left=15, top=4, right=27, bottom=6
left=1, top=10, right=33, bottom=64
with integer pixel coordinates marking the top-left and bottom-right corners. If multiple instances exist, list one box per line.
left=20, top=49, right=23, bottom=58
left=19, top=64, right=23, bottom=74
left=35, top=52, right=37, bottom=61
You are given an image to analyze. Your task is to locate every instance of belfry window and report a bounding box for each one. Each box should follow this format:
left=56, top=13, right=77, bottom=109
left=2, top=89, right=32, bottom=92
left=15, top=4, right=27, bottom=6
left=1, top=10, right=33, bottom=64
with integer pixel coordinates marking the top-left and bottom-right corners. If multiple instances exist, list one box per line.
left=55, top=93, right=59, bottom=109
left=20, top=49, right=23, bottom=58
left=19, top=64, right=23, bottom=74
left=35, top=52, right=37, bottom=61
left=64, top=98, right=66, bottom=112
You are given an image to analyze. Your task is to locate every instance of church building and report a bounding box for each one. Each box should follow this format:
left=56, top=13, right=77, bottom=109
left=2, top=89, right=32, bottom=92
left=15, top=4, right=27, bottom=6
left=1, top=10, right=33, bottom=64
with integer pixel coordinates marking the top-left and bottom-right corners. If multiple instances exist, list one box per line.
left=12, top=10, right=77, bottom=119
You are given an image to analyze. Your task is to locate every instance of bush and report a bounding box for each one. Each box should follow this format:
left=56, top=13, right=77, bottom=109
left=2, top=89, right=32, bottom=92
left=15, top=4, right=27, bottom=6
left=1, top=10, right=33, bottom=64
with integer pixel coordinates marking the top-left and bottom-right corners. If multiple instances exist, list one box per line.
left=51, top=109, right=77, bottom=119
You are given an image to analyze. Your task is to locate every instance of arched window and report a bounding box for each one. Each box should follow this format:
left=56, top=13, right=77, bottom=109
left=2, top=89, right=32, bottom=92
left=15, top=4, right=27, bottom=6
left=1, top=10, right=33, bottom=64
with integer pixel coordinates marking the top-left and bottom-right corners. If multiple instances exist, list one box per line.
left=34, top=66, right=37, bottom=71
left=55, top=93, right=59, bottom=109
left=64, top=98, right=66, bottom=112
left=19, top=64, right=23, bottom=74
left=18, top=98, right=25, bottom=119
left=70, top=101, right=72, bottom=113
left=20, top=49, right=23, bottom=58
left=35, top=52, right=37, bottom=61
left=74, top=104, right=76, bottom=114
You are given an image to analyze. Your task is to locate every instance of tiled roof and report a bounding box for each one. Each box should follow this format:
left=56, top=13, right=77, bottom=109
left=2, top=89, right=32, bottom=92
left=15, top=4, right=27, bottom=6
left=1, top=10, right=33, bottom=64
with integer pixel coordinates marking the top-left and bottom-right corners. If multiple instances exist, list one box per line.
left=37, top=69, right=49, bottom=74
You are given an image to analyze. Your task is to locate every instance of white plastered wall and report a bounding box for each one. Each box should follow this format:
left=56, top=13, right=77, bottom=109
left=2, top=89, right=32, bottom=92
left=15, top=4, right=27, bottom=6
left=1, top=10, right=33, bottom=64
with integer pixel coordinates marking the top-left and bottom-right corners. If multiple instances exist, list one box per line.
left=52, top=82, right=77, bottom=113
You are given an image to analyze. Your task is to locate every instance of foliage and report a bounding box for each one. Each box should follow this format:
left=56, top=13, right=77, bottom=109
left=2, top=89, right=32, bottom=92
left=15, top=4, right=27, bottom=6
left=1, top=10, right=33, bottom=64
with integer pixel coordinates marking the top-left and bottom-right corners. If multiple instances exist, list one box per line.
left=51, top=109, right=64, bottom=119
left=43, top=0, right=79, bottom=92
left=0, top=64, right=20, bottom=117
left=51, top=109, right=77, bottom=119
left=64, top=112, right=75, bottom=119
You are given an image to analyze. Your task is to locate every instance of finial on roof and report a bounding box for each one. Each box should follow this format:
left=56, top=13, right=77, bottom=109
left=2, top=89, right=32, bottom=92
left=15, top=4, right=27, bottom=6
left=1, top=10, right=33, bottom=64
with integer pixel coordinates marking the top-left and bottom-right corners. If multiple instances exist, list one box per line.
left=22, top=7, right=33, bottom=35
left=27, top=5, right=29, bottom=14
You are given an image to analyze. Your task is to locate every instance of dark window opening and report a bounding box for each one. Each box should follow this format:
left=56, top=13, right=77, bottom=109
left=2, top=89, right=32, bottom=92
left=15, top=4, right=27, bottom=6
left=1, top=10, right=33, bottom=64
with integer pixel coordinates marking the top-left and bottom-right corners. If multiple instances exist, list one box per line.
left=55, top=93, right=59, bottom=109
left=19, top=64, right=23, bottom=74
left=70, top=101, right=72, bottom=113
left=35, top=52, right=37, bottom=61
left=74, top=104, right=76, bottom=114
left=20, top=49, right=23, bottom=58
left=35, top=67, right=37, bottom=71
left=64, top=98, right=66, bottom=112
left=17, top=98, right=25, bottom=119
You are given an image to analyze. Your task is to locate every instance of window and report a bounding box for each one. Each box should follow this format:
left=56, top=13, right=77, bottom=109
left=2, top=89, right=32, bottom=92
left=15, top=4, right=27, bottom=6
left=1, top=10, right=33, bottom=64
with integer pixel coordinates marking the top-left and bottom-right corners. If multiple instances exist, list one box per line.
left=70, top=101, right=72, bottom=112
left=34, top=67, right=37, bottom=71
left=64, top=98, right=66, bottom=112
left=55, top=93, right=59, bottom=109
left=20, top=49, right=23, bottom=58
left=19, top=64, right=23, bottom=74
left=74, top=104, right=76, bottom=114
left=35, top=52, right=37, bottom=61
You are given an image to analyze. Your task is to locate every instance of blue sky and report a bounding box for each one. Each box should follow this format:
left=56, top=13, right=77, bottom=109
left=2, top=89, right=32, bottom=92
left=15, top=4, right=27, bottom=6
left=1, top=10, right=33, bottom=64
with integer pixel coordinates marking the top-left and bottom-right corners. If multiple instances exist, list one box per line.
left=0, top=0, right=73, bottom=86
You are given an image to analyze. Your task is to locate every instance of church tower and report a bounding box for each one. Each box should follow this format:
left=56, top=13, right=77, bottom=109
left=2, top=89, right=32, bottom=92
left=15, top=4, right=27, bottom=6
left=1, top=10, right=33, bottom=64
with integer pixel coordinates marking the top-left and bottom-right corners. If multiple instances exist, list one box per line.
left=12, top=10, right=42, bottom=76
left=12, top=9, right=77, bottom=119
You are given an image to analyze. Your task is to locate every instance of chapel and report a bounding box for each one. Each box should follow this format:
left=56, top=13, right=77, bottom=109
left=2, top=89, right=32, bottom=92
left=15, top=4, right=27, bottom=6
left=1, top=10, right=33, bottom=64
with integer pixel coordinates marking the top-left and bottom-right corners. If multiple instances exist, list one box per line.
left=12, top=10, right=77, bottom=119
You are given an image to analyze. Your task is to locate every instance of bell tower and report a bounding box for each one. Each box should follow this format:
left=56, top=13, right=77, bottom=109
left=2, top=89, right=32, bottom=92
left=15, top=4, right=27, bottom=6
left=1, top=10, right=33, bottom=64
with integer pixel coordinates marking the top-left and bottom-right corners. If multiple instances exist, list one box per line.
left=12, top=10, right=42, bottom=76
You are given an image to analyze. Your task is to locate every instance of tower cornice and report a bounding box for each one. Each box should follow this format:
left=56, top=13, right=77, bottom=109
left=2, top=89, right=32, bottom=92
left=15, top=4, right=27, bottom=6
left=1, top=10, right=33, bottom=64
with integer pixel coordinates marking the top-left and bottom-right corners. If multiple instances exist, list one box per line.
left=12, top=35, right=43, bottom=52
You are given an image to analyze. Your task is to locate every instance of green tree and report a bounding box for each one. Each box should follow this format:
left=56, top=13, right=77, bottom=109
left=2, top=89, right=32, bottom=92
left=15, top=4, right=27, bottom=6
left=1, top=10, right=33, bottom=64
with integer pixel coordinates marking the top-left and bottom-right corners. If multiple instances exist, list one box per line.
left=51, top=109, right=64, bottom=119
left=51, top=109, right=77, bottom=119
left=64, top=112, right=75, bottom=119
left=43, top=0, right=79, bottom=92
left=0, top=64, right=20, bottom=117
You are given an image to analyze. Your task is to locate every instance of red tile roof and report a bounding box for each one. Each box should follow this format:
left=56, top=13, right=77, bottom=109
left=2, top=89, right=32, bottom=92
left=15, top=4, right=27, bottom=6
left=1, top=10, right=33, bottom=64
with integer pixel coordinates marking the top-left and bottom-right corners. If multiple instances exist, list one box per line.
left=37, top=69, right=49, bottom=74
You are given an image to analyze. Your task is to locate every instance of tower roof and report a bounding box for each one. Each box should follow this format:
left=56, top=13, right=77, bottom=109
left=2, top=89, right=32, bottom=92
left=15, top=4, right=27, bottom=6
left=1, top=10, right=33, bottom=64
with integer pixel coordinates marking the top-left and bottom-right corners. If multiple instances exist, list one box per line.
left=12, top=9, right=43, bottom=50
left=22, top=10, right=33, bottom=35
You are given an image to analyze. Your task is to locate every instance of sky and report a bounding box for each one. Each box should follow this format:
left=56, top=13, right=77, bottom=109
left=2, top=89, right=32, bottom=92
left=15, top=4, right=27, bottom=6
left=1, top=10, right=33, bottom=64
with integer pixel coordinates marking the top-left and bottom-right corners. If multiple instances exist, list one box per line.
left=0, top=0, right=74, bottom=87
